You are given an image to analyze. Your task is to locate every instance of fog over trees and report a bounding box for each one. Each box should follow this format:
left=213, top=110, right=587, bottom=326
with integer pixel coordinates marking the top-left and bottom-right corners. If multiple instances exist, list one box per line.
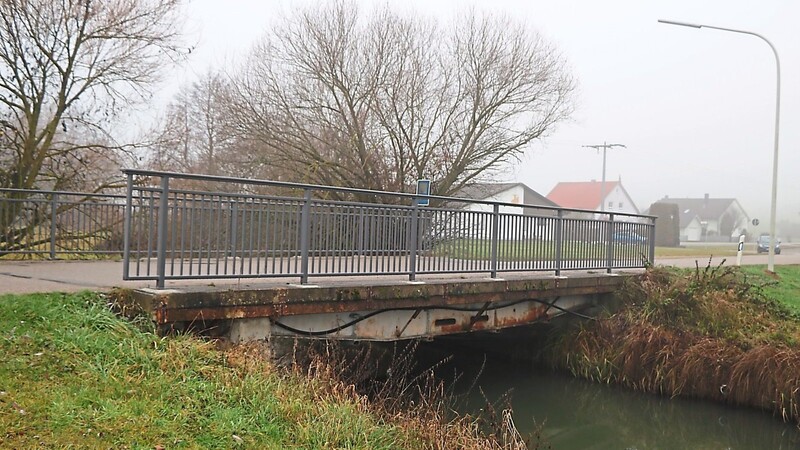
left=0, top=0, right=187, bottom=192
left=149, top=1, right=575, bottom=197
left=0, top=0, right=574, bottom=198
left=0, top=0, right=574, bottom=250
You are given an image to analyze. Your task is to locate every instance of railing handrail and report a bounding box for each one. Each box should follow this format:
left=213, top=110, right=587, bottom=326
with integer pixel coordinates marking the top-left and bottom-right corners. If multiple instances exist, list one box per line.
left=122, top=168, right=657, bottom=220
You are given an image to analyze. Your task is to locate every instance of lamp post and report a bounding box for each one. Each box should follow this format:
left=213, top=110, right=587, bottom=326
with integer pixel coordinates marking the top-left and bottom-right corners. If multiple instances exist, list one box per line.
left=658, top=19, right=781, bottom=272
left=582, top=142, right=626, bottom=211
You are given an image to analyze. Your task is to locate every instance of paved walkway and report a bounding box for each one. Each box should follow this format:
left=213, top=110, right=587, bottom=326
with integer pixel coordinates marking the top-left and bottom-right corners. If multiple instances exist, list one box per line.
left=1, top=251, right=799, bottom=295
left=0, top=260, right=150, bottom=294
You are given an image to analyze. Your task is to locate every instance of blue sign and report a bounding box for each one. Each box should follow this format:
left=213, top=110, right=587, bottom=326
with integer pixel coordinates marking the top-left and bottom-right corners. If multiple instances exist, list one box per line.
left=415, top=179, right=431, bottom=206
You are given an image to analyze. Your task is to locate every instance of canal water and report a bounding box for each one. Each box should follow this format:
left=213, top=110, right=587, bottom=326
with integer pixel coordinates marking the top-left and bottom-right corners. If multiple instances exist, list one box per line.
left=415, top=338, right=800, bottom=449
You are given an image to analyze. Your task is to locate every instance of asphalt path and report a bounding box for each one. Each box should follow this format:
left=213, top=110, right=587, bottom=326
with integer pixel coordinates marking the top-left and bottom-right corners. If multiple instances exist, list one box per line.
left=657, top=245, right=800, bottom=268
left=1, top=246, right=798, bottom=295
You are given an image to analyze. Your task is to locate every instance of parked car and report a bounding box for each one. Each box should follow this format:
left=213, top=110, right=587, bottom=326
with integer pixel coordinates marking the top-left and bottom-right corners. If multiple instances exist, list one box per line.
left=756, top=234, right=781, bottom=254
left=612, top=231, right=646, bottom=244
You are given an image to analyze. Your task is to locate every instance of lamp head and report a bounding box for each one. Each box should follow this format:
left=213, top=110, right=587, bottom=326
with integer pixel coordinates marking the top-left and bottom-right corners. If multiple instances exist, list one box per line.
left=658, top=19, right=703, bottom=29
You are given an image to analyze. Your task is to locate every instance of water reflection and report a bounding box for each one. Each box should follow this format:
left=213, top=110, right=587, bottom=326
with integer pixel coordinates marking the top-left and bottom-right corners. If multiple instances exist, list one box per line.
left=418, top=341, right=800, bottom=450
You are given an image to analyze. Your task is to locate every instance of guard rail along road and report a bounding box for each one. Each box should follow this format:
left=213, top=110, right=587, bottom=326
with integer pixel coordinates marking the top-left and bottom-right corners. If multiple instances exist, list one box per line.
left=117, top=170, right=655, bottom=288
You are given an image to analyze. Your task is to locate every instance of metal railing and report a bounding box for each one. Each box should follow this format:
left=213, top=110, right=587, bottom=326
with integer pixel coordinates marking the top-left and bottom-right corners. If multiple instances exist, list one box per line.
left=1, top=188, right=126, bottom=258
left=122, top=169, right=656, bottom=288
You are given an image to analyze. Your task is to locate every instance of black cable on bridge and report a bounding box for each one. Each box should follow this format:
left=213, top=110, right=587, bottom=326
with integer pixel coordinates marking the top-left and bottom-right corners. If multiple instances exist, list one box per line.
left=269, top=297, right=598, bottom=337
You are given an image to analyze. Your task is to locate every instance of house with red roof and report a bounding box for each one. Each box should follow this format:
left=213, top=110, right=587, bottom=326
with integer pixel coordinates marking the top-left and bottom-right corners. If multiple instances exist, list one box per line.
left=546, top=180, right=639, bottom=214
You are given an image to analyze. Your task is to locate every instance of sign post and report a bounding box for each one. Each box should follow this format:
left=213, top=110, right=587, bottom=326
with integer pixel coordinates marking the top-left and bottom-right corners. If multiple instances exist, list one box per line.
left=736, top=234, right=745, bottom=266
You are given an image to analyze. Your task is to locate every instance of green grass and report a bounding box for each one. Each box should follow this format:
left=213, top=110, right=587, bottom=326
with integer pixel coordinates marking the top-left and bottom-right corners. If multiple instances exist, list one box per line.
left=0, top=292, right=419, bottom=449
left=739, top=264, right=800, bottom=315
left=0, top=292, right=525, bottom=449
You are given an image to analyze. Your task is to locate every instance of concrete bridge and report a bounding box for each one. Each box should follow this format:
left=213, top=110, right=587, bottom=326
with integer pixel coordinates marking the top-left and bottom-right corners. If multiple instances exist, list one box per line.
left=129, top=271, right=635, bottom=342
left=2, top=170, right=656, bottom=341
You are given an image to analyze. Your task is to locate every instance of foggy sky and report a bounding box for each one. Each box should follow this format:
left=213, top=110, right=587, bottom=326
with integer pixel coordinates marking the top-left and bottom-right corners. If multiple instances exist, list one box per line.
left=166, top=0, right=800, bottom=232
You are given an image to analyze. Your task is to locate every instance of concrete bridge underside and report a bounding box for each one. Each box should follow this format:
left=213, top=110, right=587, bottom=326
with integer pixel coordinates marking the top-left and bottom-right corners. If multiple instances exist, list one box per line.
left=130, top=271, right=638, bottom=342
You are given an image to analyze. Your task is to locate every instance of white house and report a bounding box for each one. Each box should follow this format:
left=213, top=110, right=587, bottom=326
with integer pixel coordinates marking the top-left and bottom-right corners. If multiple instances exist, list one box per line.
left=435, top=182, right=557, bottom=240
left=657, top=195, right=750, bottom=242
left=680, top=212, right=704, bottom=242
left=457, top=182, right=558, bottom=213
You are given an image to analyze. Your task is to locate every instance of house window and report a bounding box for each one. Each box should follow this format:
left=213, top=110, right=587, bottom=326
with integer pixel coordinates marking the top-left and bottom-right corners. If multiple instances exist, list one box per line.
left=619, top=202, right=623, bottom=208
left=608, top=201, right=613, bottom=209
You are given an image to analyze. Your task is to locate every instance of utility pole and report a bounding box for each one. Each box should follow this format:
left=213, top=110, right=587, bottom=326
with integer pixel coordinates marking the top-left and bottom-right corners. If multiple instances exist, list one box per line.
left=582, top=142, right=626, bottom=211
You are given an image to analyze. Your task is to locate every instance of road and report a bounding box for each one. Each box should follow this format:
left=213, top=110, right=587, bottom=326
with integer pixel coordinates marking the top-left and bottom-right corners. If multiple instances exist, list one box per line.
left=655, top=243, right=800, bottom=268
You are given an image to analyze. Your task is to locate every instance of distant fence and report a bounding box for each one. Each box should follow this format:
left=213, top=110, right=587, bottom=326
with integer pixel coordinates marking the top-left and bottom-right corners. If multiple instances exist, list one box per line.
left=1, top=188, right=126, bottom=258
left=122, top=170, right=656, bottom=288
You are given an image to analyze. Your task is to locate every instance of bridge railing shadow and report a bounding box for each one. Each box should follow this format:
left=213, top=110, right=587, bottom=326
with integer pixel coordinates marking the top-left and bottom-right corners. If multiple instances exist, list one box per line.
left=120, top=169, right=657, bottom=288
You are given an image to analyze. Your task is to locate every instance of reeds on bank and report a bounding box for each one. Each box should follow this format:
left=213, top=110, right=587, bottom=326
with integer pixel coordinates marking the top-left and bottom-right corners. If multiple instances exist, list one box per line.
left=543, top=263, right=800, bottom=427
left=273, top=339, right=536, bottom=450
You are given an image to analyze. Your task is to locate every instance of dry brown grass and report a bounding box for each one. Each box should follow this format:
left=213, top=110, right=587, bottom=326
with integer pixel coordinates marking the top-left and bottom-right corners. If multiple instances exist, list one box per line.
left=225, top=340, right=537, bottom=450
left=545, top=264, right=800, bottom=427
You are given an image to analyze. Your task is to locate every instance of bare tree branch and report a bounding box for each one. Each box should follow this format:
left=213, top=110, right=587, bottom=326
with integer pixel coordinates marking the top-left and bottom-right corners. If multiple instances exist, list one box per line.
left=223, top=2, right=574, bottom=199
left=1, top=0, right=187, bottom=249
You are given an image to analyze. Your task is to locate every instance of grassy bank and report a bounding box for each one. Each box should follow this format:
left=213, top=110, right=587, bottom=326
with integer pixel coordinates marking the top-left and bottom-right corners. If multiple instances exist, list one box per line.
left=542, top=264, right=800, bottom=427
left=0, top=292, right=525, bottom=449
left=740, top=264, right=800, bottom=315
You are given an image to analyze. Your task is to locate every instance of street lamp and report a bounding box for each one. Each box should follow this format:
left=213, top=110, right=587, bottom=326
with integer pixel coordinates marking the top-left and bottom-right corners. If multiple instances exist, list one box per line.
left=658, top=19, right=781, bottom=272
left=582, top=142, right=626, bottom=212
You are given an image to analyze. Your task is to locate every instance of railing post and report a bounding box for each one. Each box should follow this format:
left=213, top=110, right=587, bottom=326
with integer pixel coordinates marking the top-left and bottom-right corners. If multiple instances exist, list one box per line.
left=229, top=199, right=238, bottom=259
left=490, top=203, right=499, bottom=278
left=554, top=209, right=563, bottom=276
left=49, top=193, right=58, bottom=259
left=156, top=176, right=170, bottom=289
left=357, top=207, right=365, bottom=257
left=408, top=201, right=420, bottom=281
left=606, top=213, right=615, bottom=273
left=648, top=217, right=657, bottom=265
left=299, top=190, right=311, bottom=284
left=123, top=173, right=133, bottom=280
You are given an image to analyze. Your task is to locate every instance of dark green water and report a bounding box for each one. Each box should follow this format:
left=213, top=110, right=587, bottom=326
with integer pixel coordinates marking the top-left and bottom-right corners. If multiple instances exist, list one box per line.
left=416, top=339, right=800, bottom=449
left=465, top=361, right=800, bottom=450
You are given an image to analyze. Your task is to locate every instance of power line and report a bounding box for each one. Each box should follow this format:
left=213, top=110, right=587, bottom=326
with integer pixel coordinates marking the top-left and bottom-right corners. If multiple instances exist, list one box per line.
left=582, top=142, right=627, bottom=212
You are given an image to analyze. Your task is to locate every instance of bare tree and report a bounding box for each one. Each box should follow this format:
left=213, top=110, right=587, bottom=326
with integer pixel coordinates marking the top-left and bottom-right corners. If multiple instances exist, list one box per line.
left=0, top=0, right=186, bottom=252
left=230, top=2, right=574, bottom=198
left=149, top=71, right=235, bottom=176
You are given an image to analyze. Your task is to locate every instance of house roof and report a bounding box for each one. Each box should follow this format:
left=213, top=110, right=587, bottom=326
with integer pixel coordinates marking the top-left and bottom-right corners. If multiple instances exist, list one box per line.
left=456, top=182, right=557, bottom=207
left=658, top=198, right=742, bottom=222
left=457, top=182, right=519, bottom=200
left=679, top=210, right=702, bottom=227
left=546, top=181, right=621, bottom=210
